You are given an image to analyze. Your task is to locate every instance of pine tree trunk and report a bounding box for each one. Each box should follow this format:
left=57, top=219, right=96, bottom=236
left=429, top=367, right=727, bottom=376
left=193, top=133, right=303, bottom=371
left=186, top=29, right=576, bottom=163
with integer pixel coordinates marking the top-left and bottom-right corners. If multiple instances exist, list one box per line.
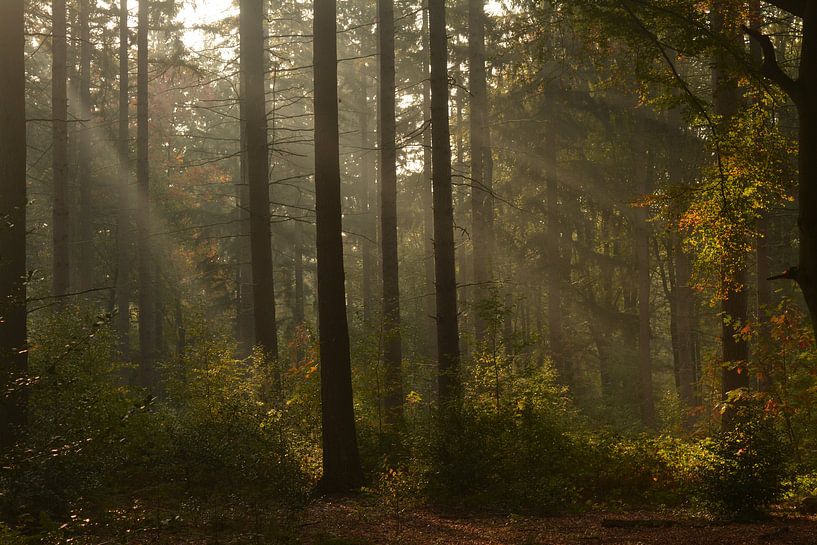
left=136, top=0, right=157, bottom=384
left=240, top=0, right=280, bottom=391
left=77, top=0, right=93, bottom=292
left=429, top=0, right=461, bottom=412
left=378, top=0, right=404, bottom=430
left=360, top=73, right=376, bottom=326
left=0, top=0, right=28, bottom=452
left=236, top=67, right=254, bottom=356
left=469, top=0, right=494, bottom=346
left=313, top=0, right=363, bottom=493
left=421, top=1, right=436, bottom=364
left=116, top=0, right=131, bottom=358
left=636, top=152, right=655, bottom=428
left=52, top=0, right=70, bottom=302
left=545, top=140, right=565, bottom=382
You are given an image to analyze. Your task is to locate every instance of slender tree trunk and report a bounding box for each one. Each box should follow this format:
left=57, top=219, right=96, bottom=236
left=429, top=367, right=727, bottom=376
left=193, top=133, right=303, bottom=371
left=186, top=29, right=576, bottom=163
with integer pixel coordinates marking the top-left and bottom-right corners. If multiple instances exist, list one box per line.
left=429, top=0, right=461, bottom=412
left=378, top=0, right=404, bottom=430
left=313, top=0, right=363, bottom=493
left=136, top=0, right=156, bottom=385
left=469, top=0, right=494, bottom=346
left=52, top=0, right=70, bottom=302
left=674, top=241, right=698, bottom=420
left=116, top=0, right=131, bottom=358
left=636, top=153, right=655, bottom=428
left=713, top=0, right=749, bottom=429
left=294, top=244, right=305, bottom=325
left=240, top=0, right=280, bottom=391
left=236, top=66, right=254, bottom=356
left=77, top=0, right=93, bottom=292
left=0, top=0, right=27, bottom=453
left=360, top=72, right=376, bottom=326
left=421, top=1, right=436, bottom=363
left=545, top=140, right=565, bottom=382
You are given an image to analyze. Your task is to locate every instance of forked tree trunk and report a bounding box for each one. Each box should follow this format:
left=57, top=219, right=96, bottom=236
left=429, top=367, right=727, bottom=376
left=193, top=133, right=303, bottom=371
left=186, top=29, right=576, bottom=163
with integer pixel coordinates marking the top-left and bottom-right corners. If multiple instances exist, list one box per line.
left=313, top=0, right=364, bottom=493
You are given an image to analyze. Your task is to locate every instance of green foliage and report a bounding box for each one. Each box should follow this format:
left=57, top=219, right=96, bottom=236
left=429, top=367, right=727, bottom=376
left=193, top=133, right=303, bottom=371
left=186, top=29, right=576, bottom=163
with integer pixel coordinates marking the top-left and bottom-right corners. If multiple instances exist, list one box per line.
left=662, top=414, right=787, bottom=517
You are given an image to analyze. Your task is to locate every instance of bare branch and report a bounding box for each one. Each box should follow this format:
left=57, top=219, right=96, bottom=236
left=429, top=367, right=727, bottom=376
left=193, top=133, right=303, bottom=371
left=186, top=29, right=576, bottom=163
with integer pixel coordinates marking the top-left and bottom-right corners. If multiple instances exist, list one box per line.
left=742, top=24, right=802, bottom=105
left=764, top=0, right=805, bottom=18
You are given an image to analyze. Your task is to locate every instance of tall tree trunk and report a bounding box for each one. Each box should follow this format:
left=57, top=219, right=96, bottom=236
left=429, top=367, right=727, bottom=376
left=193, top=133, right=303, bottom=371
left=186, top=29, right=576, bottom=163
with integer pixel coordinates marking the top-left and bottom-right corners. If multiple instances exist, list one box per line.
left=116, top=0, right=131, bottom=358
left=545, top=137, right=566, bottom=382
left=469, top=0, right=494, bottom=346
left=378, top=0, right=404, bottom=430
left=674, top=240, right=698, bottom=420
left=713, top=0, right=749, bottom=429
left=313, top=0, right=363, bottom=493
left=797, top=5, right=817, bottom=339
left=0, top=0, right=27, bottom=453
left=136, top=0, right=156, bottom=385
left=236, top=66, right=254, bottom=356
left=52, top=0, right=70, bottom=302
left=76, top=0, right=93, bottom=292
left=360, top=72, right=376, bottom=326
left=240, top=0, right=280, bottom=391
left=636, top=152, right=655, bottom=428
left=429, top=0, right=461, bottom=412
left=421, top=0, right=436, bottom=363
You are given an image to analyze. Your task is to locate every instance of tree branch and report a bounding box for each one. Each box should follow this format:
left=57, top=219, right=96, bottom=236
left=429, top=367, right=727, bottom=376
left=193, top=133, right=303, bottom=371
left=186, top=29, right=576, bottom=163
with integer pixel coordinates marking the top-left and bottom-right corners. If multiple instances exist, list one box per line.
left=742, top=24, right=802, bottom=105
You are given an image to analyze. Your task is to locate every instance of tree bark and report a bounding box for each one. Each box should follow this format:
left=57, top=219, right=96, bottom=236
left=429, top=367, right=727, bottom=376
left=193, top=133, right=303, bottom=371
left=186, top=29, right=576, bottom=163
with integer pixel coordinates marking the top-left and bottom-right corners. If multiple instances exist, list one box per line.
left=313, top=0, right=364, bottom=493
left=636, top=152, right=655, bottom=428
left=136, top=0, right=156, bottom=385
left=241, top=0, right=280, bottom=394
left=360, top=72, right=376, bottom=326
left=429, top=0, right=461, bottom=412
left=76, top=0, right=93, bottom=292
left=469, top=0, right=494, bottom=346
left=52, top=0, right=70, bottom=302
left=378, top=0, right=404, bottom=430
left=236, top=67, right=254, bottom=357
left=0, top=0, right=27, bottom=453
left=421, top=1, right=437, bottom=363
left=116, top=0, right=131, bottom=358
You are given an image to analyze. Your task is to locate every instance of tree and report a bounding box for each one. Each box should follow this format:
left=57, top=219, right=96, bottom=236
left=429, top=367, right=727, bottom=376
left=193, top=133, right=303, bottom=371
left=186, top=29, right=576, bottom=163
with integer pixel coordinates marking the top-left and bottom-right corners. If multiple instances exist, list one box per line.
left=314, top=0, right=364, bottom=493
left=77, top=0, right=94, bottom=291
left=136, top=0, right=157, bottom=384
left=116, top=0, right=131, bottom=357
left=469, top=0, right=495, bottom=345
left=52, top=0, right=70, bottom=302
left=712, top=0, right=749, bottom=429
left=429, top=0, right=461, bottom=411
left=378, top=0, right=404, bottom=431
left=0, top=0, right=27, bottom=453
left=636, top=146, right=655, bottom=428
left=744, top=3, right=817, bottom=341
left=240, top=0, right=280, bottom=391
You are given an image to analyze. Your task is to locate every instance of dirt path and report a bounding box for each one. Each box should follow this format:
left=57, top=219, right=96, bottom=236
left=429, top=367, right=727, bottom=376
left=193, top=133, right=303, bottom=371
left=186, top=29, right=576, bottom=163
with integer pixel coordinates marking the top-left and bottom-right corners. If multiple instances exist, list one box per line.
left=297, top=499, right=817, bottom=545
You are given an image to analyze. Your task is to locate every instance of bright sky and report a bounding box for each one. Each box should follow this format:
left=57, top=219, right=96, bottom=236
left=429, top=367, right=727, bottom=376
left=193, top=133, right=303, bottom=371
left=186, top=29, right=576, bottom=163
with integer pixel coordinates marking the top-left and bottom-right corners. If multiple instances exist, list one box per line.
left=177, top=0, right=236, bottom=50
left=177, top=0, right=506, bottom=50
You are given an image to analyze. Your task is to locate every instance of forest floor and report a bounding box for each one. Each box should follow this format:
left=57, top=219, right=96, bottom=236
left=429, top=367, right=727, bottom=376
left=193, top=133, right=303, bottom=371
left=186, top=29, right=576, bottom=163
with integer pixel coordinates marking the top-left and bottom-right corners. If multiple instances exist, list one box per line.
left=84, top=495, right=817, bottom=545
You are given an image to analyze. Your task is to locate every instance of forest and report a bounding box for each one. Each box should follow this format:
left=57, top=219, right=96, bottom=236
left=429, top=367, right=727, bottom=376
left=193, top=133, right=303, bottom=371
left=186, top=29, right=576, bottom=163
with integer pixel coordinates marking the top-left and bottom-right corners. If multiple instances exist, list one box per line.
left=1, top=0, right=817, bottom=543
